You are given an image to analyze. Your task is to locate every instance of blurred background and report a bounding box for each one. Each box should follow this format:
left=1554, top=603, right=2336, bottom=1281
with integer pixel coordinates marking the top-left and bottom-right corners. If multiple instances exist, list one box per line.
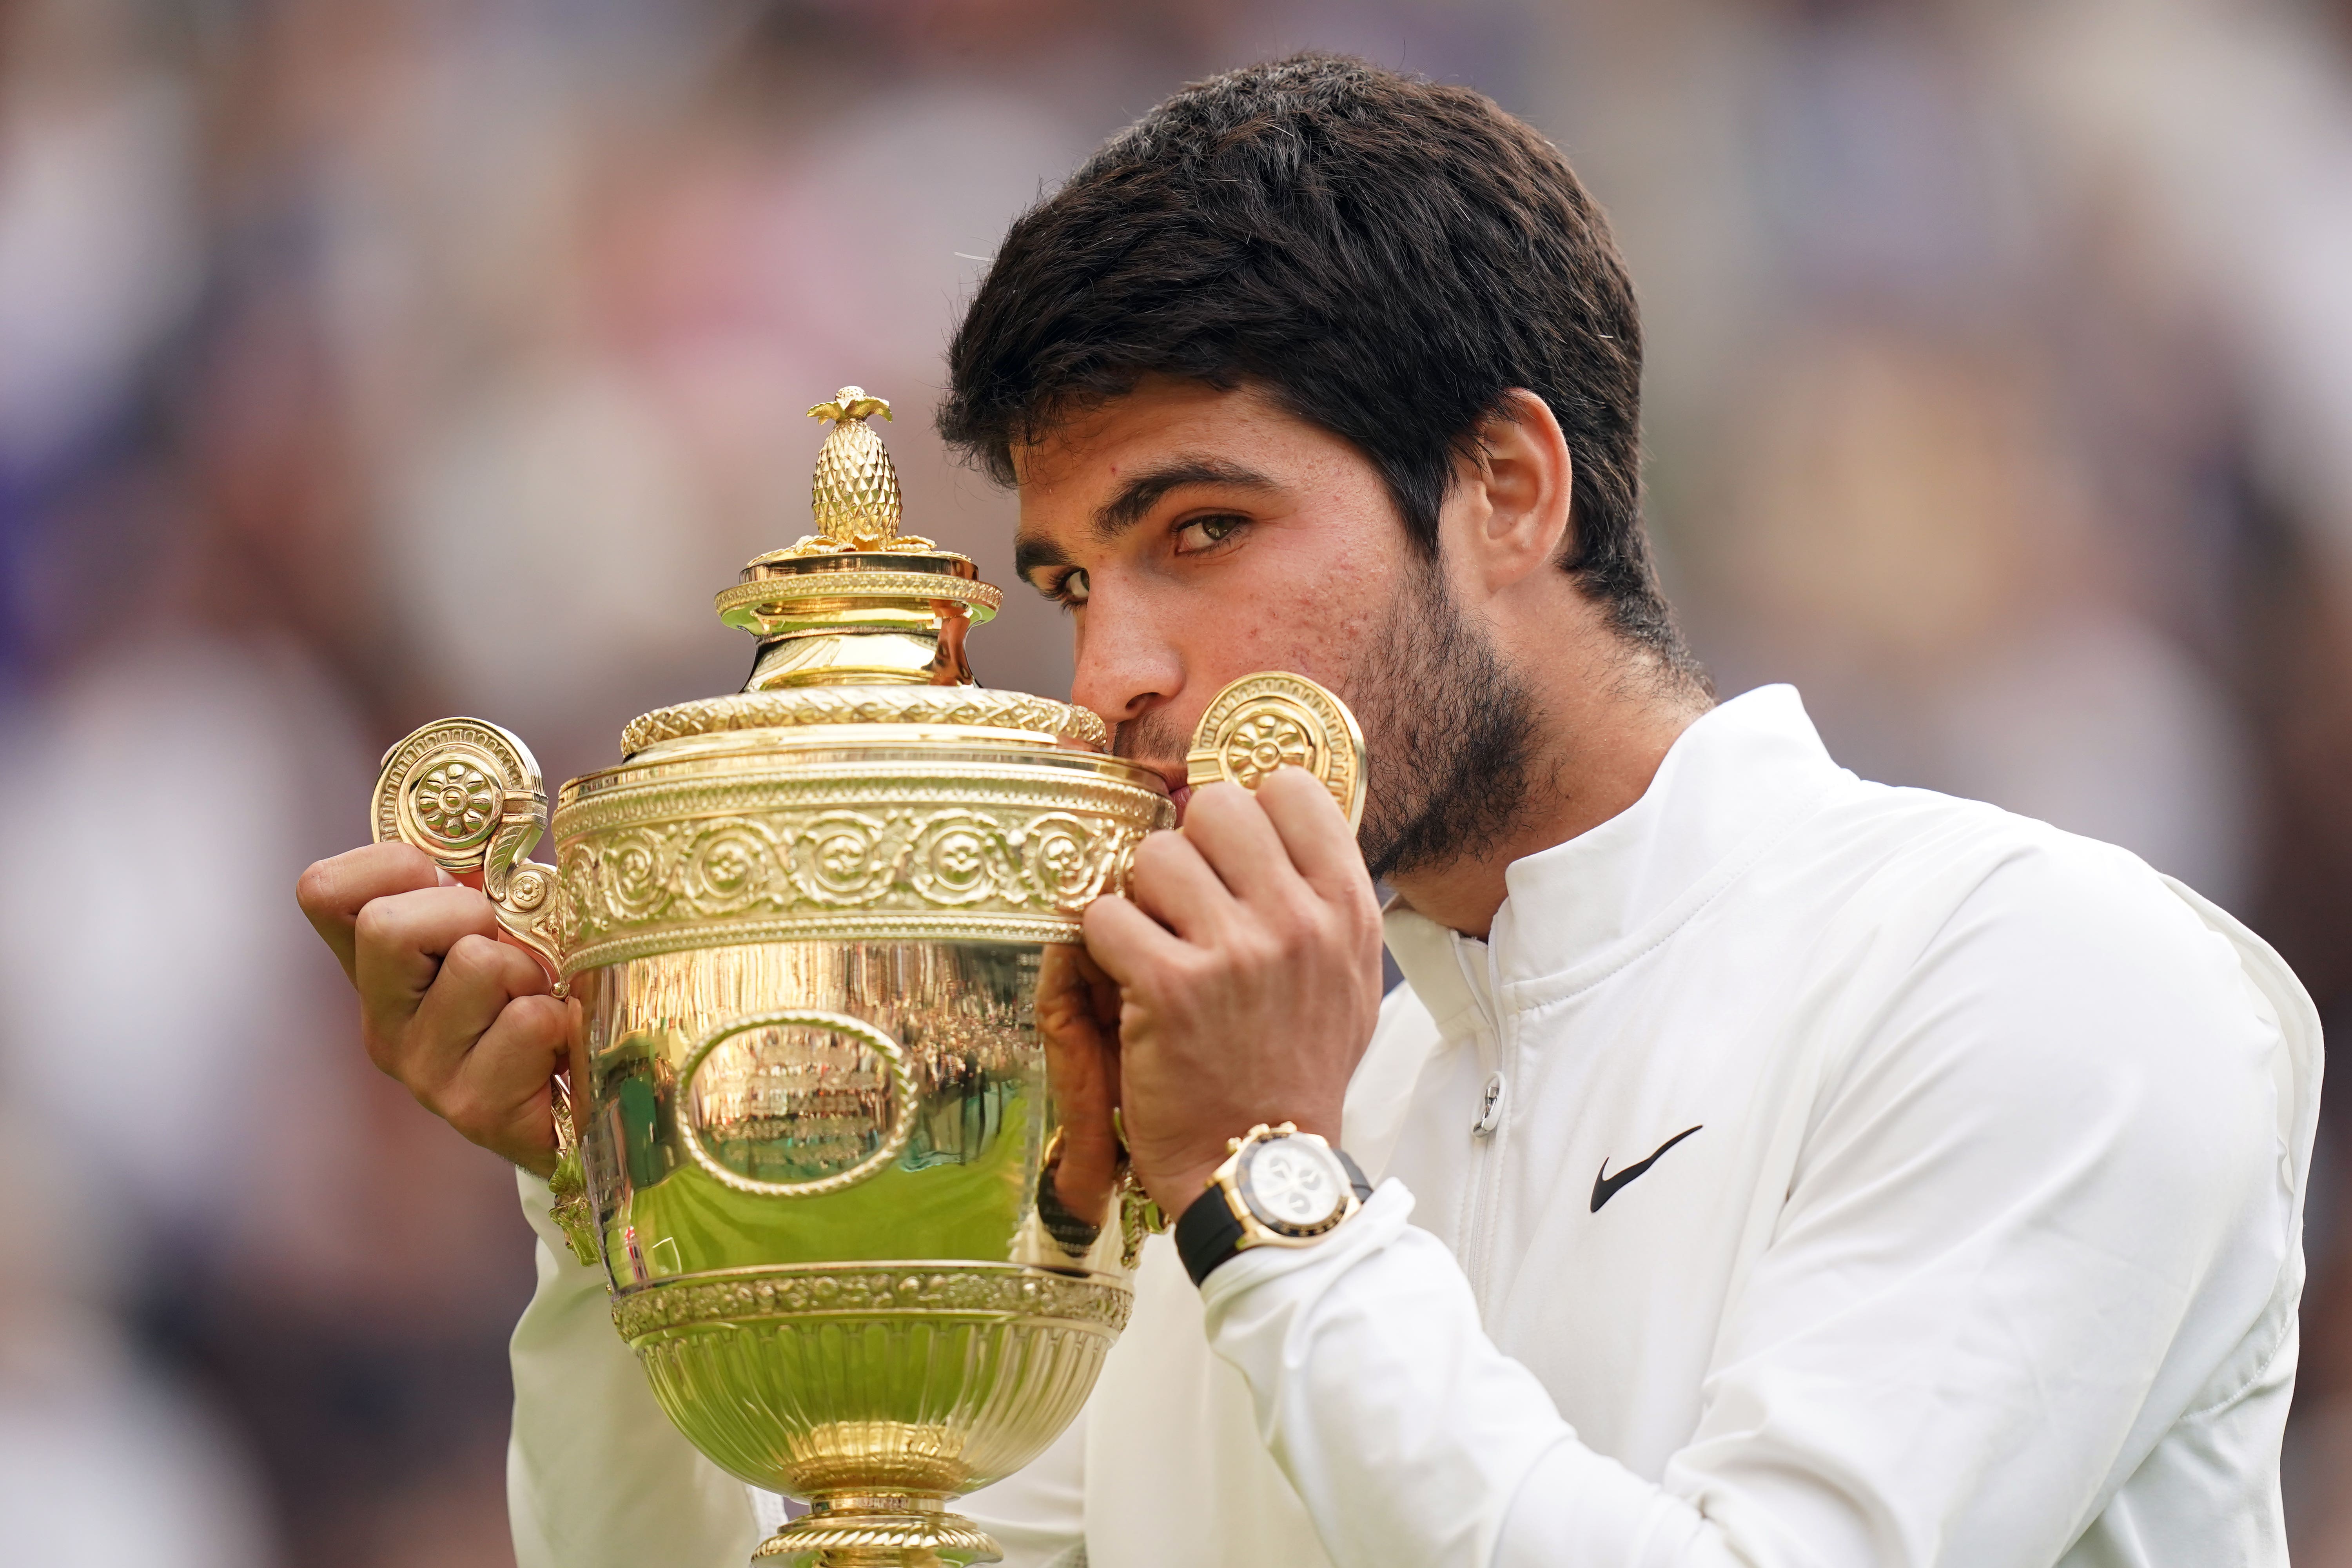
left=0, top=0, right=2346, bottom=1562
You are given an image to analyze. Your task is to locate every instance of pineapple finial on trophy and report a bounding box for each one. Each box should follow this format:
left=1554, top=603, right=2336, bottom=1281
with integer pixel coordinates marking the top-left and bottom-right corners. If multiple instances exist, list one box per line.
left=797, top=386, right=938, bottom=552
left=808, top=387, right=897, bottom=539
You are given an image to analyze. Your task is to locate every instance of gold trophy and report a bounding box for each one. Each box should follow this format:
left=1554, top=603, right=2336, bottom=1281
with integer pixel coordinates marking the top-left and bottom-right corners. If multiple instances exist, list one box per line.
left=366, top=390, right=1364, bottom=1566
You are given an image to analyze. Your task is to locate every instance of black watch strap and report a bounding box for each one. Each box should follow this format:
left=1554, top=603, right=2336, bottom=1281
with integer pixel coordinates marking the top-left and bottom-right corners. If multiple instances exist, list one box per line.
left=1175, top=1146, right=1374, bottom=1287
left=1175, top=1184, right=1247, bottom=1286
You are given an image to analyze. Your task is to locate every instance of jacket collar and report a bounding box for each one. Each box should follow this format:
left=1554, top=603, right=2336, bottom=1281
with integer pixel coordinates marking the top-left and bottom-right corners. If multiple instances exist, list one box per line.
left=1382, top=685, right=1847, bottom=1029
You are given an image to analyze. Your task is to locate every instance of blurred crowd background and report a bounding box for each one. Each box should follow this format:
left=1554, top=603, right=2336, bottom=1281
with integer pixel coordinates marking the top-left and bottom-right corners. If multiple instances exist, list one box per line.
left=1, top=0, right=2348, bottom=1563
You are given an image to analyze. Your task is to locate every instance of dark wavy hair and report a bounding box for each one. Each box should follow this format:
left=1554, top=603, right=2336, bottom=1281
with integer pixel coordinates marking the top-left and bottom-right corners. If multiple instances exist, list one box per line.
left=938, top=53, right=1698, bottom=677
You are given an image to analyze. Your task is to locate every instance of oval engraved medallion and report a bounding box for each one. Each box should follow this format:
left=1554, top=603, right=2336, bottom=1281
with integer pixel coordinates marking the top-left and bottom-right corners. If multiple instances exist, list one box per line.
left=676, top=1010, right=918, bottom=1198
left=1183, top=671, right=1367, bottom=829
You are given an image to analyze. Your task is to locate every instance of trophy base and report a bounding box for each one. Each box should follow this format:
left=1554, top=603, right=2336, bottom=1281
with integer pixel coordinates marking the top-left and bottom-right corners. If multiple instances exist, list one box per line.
left=754, top=1494, right=1001, bottom=1567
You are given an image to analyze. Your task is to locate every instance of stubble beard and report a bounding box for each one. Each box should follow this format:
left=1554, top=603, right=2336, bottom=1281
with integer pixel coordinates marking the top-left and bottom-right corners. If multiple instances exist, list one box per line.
left=1110, top=705, right=1191, bottom=789
left=1352, top=562, right=1539, bottom=882
left=1110, top=560, right=1539, bottom=886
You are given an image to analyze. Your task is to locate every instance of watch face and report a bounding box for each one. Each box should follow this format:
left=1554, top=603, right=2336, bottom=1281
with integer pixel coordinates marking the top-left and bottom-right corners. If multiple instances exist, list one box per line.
left=1239, top=1137, right=1349, bottom=1235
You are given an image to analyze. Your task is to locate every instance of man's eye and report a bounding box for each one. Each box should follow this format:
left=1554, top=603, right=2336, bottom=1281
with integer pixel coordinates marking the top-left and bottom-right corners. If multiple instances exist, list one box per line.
left=1174, top=514, right=1243, bottom=553
left=1054, top=568, right=1091, bottom=606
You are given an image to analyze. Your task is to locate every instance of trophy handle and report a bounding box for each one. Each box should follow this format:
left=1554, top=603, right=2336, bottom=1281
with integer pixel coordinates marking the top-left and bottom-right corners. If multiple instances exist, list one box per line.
left=1184, top=670, right=1367, bottom=830
left=546, top=1073, right=599, bottom=1266
left=675, top=1009, right=920, bottom=1198
left=372, top=718, right=599, bottom=1265
left=371, top=716, right=565, bottom=989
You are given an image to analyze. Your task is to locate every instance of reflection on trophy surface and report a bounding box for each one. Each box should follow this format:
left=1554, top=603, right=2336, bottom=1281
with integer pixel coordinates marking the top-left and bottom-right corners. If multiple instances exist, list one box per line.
left=366, top=388, right=1369, bottom=1566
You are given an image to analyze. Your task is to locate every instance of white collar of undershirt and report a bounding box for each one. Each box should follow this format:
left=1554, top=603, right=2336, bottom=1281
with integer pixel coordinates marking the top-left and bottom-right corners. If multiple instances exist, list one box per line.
left=1381, top=684, right=1849, bottom=1029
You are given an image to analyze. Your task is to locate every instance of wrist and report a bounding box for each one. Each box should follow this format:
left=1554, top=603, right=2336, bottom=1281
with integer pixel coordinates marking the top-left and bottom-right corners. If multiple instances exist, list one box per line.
left=1053, top=1132, right=1122, bottom=1194
left=1147, top=1158, right=1221, bottom=1219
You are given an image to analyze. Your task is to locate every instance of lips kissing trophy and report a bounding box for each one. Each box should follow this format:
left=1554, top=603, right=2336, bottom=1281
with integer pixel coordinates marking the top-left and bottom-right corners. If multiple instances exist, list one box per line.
left=367, top=389, right=1364, bottom=1566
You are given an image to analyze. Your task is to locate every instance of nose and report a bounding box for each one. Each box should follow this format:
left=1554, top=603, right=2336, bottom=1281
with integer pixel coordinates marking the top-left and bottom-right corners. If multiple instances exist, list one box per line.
left=1069, top=576, right=1185, bottom=735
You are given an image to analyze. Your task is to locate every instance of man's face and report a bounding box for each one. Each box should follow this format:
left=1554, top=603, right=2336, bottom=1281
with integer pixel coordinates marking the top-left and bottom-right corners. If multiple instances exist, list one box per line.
left=1013, top=377, right=1536, bottom=878
left=1012, top=378, right=1414, bottom=811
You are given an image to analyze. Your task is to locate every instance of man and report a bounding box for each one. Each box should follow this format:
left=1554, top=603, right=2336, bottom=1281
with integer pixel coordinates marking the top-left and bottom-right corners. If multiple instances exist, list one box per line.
left=299, top=56, right=2318, bottom=1568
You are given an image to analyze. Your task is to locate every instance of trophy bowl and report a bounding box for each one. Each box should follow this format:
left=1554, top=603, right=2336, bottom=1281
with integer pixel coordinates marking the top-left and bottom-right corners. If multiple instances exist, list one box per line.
left=368, top=389, right=1365, bottom=1566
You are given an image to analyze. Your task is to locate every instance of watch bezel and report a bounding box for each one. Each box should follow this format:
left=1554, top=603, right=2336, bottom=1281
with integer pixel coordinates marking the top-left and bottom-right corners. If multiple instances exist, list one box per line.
left=1234, top=1130, right=1354, bottom=1239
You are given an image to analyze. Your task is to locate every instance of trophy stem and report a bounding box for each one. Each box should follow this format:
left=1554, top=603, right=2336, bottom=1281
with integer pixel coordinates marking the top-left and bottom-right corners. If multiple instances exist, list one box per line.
left=753, top=1493, right=1002, bottom=1567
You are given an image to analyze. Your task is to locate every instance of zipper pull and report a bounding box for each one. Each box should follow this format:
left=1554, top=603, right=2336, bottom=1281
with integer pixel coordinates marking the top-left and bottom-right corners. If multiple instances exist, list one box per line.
left=1472, top=1071, right=1506, bottom=1138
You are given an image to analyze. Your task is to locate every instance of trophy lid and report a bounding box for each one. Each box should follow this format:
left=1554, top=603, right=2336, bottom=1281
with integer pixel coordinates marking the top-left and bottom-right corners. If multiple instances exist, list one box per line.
left=621, top=388, right=1106, bottom=757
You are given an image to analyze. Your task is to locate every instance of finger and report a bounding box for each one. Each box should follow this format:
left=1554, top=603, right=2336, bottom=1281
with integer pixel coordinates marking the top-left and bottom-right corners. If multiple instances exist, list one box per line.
left=1051, top=940, right=1124, bottom=1026
left=1040, top=942, right=1090, bottom=1002
left=447, top=992, right=571, bottom=1174
left=298, top=842, right=446, bottom=981
left=1042, top=947, right=1123, bottom=1065
left=1127, top=829, right=1242, bottom=942
left=1180, top=781, right=1307, bottom=906
left=351, top=884, right=503, bottom=1036
left=1039, top=944, right=1111, bottom=1051
left=402, top=932, right=552, bottom=1094
left=1082, top=892, right=1194, bottom=991
left=1255, top=766, right=1372, bottom=902
left=1073, top=944, right=1123, bottom=1031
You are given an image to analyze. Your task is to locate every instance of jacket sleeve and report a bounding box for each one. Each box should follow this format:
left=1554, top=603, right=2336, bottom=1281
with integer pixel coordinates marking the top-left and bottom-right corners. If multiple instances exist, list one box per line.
left=1198, top=853, right=2305, bottom=1567
left=506, top=1169, right=760, bottom=1568
left=1200, top=1186, right=1741, bottom=1566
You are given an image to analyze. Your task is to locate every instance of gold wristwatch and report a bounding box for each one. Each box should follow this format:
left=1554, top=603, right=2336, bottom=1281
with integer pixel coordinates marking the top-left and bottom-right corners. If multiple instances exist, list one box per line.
left=1174, top=1122, right=1373, bottom=1285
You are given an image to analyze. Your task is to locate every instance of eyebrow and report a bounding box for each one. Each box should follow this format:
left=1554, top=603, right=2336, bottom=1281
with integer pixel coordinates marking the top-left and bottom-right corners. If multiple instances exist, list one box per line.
left=1012, top=533, right=1071, bottom=585
left=1012, top=456, right=1281, bottom=587
left=1093, top=457, right=1278, bottom=537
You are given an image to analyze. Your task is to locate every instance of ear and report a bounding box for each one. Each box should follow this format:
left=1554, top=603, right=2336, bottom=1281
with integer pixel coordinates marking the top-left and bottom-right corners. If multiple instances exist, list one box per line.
left=1444, top=389, right=1574, bottom=596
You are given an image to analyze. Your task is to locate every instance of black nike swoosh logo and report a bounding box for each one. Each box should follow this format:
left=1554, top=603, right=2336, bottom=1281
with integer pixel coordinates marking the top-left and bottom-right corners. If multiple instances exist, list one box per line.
left=1590, top=1125, right=1703, bottom=1212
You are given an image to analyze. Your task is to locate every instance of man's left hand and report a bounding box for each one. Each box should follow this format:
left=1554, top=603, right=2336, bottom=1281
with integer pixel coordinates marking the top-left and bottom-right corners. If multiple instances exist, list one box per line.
left=1082, top=767, right=1386, bottom=1218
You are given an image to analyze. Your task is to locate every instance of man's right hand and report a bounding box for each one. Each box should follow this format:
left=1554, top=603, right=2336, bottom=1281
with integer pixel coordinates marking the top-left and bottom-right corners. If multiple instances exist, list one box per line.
left=298, top=841, right=571, bottom=1176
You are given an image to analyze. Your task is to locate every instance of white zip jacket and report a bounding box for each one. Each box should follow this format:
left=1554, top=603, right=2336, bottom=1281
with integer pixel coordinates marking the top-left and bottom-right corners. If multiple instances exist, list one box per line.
left=506, top=684, right=2319, bottom=1568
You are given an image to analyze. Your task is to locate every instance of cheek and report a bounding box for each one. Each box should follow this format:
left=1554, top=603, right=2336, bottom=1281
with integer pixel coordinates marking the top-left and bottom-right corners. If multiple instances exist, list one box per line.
left=1195, top=579, right=1352, bottom=677
left=1266, top=539, right=1399, bottom=680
